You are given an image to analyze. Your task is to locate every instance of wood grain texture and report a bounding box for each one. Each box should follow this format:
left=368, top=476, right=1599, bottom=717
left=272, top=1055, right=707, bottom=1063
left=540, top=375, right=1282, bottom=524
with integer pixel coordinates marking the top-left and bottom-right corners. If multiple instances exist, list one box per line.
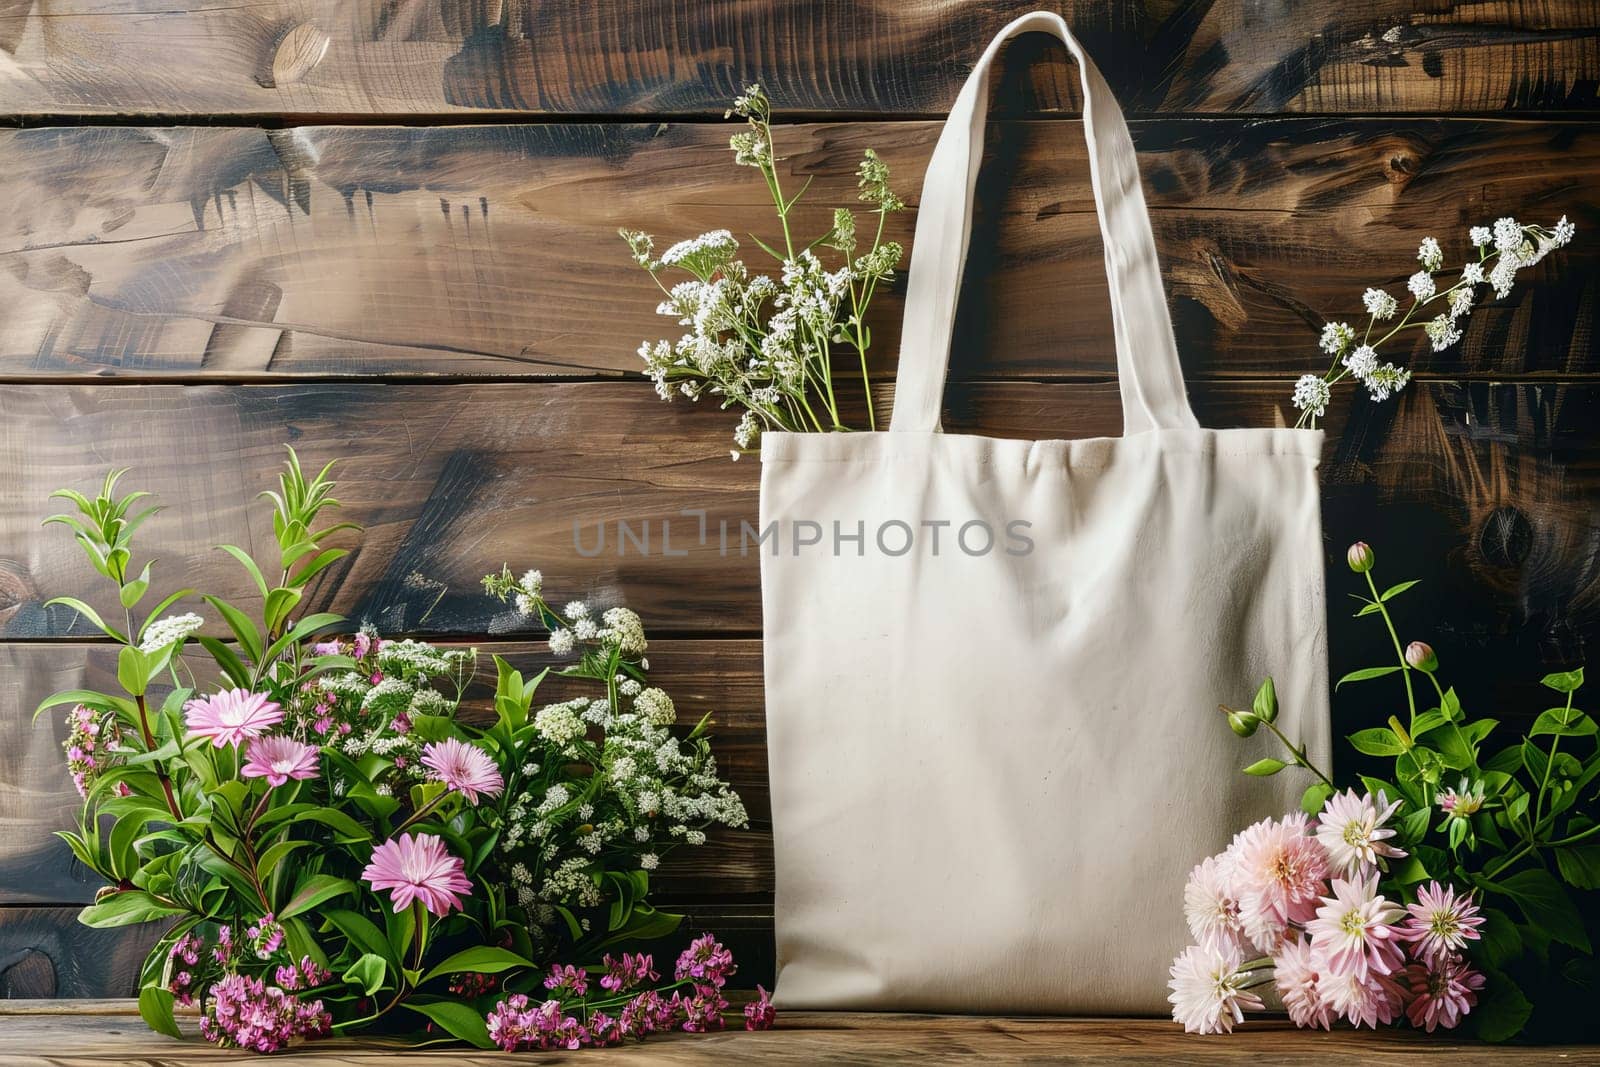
left=0, top=2, right=1595, bottom=119
left=3, top=380, right=1598, bottom=661
left=0, top=909, right=162, bottom=998
left=0, top=1001, right=1594, bottom=1063
left=0, top=120, right=1594, bottom=380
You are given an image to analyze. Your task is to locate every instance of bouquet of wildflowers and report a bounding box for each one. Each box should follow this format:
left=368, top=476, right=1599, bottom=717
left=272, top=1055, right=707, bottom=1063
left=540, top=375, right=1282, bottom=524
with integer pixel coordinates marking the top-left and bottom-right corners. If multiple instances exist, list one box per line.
left=38, top=452, right=766, bottom=1052
left=1170, top=542, right=1598, bottom=1041
left=621, top=84, right=906, bottom=457
left=1292, top=216, right=1576, bottom=427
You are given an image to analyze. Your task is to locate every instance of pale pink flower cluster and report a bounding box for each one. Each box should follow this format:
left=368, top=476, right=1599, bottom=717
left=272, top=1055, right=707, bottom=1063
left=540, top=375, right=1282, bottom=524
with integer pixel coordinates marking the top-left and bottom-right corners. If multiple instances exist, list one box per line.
left=1169, top=790, right=1484, bottom=1035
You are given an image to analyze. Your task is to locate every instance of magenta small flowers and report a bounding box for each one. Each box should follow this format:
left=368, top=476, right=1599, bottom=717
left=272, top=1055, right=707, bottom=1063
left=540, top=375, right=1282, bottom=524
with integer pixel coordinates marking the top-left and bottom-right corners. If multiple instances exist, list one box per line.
left=743, top=985, right=775, bottom=1031
left=198, top=972, right=331, bottom=1053
left=183, top=689, right=284, bottom=748
left=240, top=736, right=319, bottom=787
left=420, top=737, right=503, bottom=804
left=361, top=832, right=473, bottom=917
left=675, top=933, right=736, bottom=988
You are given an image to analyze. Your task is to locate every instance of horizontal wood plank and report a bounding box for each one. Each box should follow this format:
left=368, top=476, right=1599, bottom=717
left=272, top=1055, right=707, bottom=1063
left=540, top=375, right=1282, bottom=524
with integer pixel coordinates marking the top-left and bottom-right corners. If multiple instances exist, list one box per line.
left=0, top=908, right=163, bottom=999
left=0, top=1000, right=1592, bottom=1062
left=1, top=120, right=1593, bottom=381
left=3, top=379, right=1598, bottom=660
left=0, top=2, right=1596, bottom=119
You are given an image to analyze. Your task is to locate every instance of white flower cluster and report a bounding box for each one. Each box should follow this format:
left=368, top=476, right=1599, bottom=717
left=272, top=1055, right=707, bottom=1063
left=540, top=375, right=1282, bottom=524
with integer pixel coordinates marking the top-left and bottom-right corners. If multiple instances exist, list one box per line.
left=1295, top=215, right=1574, bottom=426
left=533, top=701, right=586, bottom=747
left=138, top=612, right=204, bottom=654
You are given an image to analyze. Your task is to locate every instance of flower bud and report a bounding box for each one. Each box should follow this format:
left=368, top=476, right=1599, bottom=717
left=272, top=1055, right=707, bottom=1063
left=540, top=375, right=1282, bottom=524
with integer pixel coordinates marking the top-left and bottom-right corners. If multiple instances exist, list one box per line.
left=1405, top=641, right=1438, bottom=672
left=1227, top=711, right=1260, bottom=738
left=1347, top=542, right=1375, bottom=573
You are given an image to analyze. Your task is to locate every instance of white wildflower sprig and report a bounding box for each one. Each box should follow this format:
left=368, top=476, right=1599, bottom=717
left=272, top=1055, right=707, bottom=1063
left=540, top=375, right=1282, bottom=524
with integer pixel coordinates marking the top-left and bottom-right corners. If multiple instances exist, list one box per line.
left=1293, top=216, right=1575, bottom=428
left=621, top=84, right=906, bottom=457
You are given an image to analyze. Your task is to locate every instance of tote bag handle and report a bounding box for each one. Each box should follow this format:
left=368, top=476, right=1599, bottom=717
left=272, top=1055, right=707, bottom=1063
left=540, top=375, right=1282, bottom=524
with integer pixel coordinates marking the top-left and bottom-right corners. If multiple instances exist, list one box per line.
left=889, top=11, right=1198, bottom=435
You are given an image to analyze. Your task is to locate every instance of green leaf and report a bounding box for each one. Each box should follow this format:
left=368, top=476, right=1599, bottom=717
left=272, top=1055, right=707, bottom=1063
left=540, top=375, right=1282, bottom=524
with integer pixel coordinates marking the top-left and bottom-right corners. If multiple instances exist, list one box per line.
left=1486, top=867, right=1592, bottom=953
left=1472, top=968, right=1533, bottom=1042
left=279, top=874, right=355, bottom=919
left=254, top=839, right=308, bottom=881
left=262, top=586, right=304, bottom=638
left=1541, top=668, right=1585, bottom=694
left=1353, top=601, right=1384, bottom=617
left=1380, top=579, right=1421, bottom=601
left=44, top=596, right=128, bottom=642
left=203, top=595, right=263, bottom=665
left=323, top=909, right=397, bottom=968
left=78, top=890, right=188, bottom=928
left=1388, top=854, right=1431, bottom=884
left=197, top=636, right=251, bottom=689
left=119, top=561, right=154, bottom=610
left=33, top=689, right=132, bottom=723
left=1555, top=843, right=1600, bottom=890
left=1251, top=677, right=1278, bottom=724
left=419, top=946, right=536, bottom=986
left=1335, top=665, right=1402, bottom=689
left=1242, top=758, right=1286, bottom=776
left=342, top=953, right=388, bottom=997
left=1531, top=706, right=1597, bottom=738
left=1522, top=740, right=1549, bottom=783
left=1300, top=782, right=1335, bottom=816
left=385, top=903, right=415, bottom=964
left=138, top=984, right=182, bottom=1040
left=217, top=544, right=271, bottom=600
left=1409, top=710, right=1450, bottom=738
left=115, top=645, right=151, bottom=697
left=1477, top=908, right=1522, bottom=969
left=1347, top=728, right=1408, bottom=756
left=403, top=999, right=494, bottom=1049
left=292, top=807, right=370, bottom=843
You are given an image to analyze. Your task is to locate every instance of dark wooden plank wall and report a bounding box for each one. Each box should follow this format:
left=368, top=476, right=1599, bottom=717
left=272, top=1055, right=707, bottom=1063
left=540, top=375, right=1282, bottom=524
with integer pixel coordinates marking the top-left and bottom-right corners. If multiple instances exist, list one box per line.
left=0, top=0, right=1597, bottom=998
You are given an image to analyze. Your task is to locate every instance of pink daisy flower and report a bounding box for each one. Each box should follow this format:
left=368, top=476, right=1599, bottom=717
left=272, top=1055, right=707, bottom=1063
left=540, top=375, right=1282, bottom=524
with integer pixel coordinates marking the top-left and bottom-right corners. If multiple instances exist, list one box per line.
left=1305, top=872, right=1406, bottom=978
left=1401, top=881, right=1485, bottom=963
left=1404, top=953, right=1485, bottom=1032
left=420, top=738, right=504, bottom=805
left=1272, top=935, right=1333, bottom=1030
left=1226, top=814, right=1329, bottom=952
left=1183, top=853, right=1246, bottom=956
left=1319, top=967, right=1407, bottom=1029
left=1166, top=943, right=1264, bottom=1035
left=361, top=832, right=473, bottom=917
left=184, top=689, right=284, bottom=748
left=1315, top=789, right=1406, bottom=878
left=241, top=736, right=320, bottom=787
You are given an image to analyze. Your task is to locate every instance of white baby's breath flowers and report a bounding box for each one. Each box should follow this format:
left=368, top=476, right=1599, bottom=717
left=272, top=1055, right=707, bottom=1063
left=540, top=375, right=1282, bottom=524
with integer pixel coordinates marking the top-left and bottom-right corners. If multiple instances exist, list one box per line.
left=534, top=703, right=586, bottom=747
left=640, top=853, right=660, bottom=870
left=1292, top=374, right=1331, bottom=419
left=138, top=612, right=204, bottom=653
left=1493, top=217, right=1523, bottom=253
left=634, top=687, right=676, bottom=726
left=1294, top=214, right=1573, bottom=428
left=600, top=606, right=647, bottom=657
left=547, top=629, right=575, bottom=656
left=1318, top=322, right=1355, bottom=355
left=1362, top=288, right=1398, bottom=321
left=1342, top=345, right=1378, bottom=381
left=1417, top=237, right=1443, bottom=271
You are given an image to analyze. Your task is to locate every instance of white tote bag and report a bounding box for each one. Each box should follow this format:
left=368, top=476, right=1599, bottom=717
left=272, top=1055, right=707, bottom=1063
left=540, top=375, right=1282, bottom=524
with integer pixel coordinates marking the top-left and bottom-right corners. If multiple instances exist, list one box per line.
left=759, top=11, right=1331, bottom=1014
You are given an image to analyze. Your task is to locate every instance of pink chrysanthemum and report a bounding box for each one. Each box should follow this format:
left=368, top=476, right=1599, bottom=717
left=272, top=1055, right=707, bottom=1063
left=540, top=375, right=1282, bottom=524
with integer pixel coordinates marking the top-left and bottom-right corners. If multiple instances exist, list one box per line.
left=1315, top=789, right=1406, bottom=878
left=1167, top=943, right=1264, bottom=1035
left=1404, top=953, right=1485, bottom=1032
left=1183, top=853, right=1246, bottom=955
left=1227, top=814, right=1330, bottom=952
left=1319, top=967, right=1407, bottom=1029
left=420, top=738, right=504, bottom=804
left=1272, top=935, right=1333, bottom=1030
left=1306, top=872, right=1406, bottom=979
left=361, top=832, right=472, bottom=917
left=1401, top=881, right=1485, bottom=963
left=241, top=736, right=320, bottom=787
left=184, top=689, right=284, bottom=748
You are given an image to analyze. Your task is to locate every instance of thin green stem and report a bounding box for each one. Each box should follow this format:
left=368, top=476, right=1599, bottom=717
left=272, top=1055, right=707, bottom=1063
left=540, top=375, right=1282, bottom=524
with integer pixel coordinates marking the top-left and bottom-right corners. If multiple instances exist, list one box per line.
left=1365, top=571, right=1418, bottom=731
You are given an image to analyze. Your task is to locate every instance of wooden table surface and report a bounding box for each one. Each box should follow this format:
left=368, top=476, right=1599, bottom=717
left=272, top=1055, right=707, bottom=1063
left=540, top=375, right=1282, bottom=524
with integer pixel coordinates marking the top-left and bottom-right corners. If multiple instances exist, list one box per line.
left=0, top=1001, right=1593, bottom=1065
left=0, top=0, right=1598, bottom=1019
